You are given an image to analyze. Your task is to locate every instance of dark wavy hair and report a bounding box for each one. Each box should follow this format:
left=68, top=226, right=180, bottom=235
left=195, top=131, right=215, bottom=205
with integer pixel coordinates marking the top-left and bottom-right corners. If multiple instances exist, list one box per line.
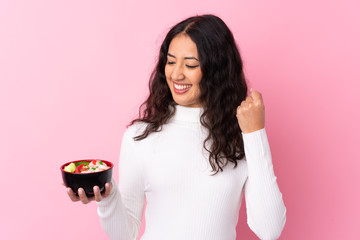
left=130, top=14, right=248, bottom=175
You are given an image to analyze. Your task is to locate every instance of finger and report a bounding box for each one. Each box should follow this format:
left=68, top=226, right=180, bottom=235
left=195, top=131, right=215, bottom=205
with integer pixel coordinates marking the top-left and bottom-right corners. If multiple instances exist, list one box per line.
left=245, top=96, right=253, bottom=102
left=236, top=105, right=242, bottom=117
left=78, top=188, right=90, bottom=204
left=241, top=100, right=250, bottom=109
left=238, top=103, right=245, bottom=113
left=102, top=182, right=112, bottom=198
left=67, top=187, right=79, bottom=202
left=240, top=100, right=246, bottom=107
left=237, top=105, right=241, bottom=112
left=94, top=186, right=102, bottom=202
left=250, top=89, right=263, bottom=101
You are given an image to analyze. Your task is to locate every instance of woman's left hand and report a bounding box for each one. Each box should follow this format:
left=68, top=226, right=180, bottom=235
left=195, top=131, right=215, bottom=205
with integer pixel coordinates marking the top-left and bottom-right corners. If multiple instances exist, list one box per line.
left=236, top=89, right=265, bottom=134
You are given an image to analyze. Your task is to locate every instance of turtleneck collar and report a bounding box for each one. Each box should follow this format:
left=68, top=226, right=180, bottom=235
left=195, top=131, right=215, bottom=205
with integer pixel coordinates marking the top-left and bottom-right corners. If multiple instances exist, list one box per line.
left=171, top=105, right=203, bottom=124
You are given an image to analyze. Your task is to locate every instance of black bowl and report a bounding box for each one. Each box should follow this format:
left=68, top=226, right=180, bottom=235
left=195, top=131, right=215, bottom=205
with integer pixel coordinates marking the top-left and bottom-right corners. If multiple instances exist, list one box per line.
left=61, top=159, right=113, bottom=197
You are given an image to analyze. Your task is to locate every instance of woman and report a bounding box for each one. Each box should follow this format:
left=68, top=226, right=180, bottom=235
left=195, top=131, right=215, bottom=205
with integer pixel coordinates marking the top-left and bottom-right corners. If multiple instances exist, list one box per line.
left=66, top=14, right=286, bottom=240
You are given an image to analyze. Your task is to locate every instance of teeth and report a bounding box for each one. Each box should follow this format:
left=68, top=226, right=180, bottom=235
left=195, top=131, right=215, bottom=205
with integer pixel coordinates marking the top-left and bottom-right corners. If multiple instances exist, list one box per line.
left=174, top=83, right=192, bottom=90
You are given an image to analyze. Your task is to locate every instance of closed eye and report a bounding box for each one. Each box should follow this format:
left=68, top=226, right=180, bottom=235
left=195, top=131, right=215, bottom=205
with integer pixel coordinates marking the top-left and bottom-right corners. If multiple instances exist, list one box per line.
left=186, top=65, right=199, bottom=69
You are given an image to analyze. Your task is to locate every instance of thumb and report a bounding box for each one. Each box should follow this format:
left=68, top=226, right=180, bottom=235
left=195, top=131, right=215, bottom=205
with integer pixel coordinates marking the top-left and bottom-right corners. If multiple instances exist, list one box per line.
left=250, top=88, right=262, bottom=101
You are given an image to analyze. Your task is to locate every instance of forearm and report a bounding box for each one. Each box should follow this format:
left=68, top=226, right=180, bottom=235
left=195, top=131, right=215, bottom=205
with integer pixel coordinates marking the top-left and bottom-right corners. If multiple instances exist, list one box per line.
left=243, top=128, right=286, bottom=240
left=96, top=179, right=141, bottom=240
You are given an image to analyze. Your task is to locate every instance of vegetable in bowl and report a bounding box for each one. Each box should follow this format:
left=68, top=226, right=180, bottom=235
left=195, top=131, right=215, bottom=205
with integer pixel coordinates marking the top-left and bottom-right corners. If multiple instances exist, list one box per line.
left=61, top=159, right=113, bottom=197
left=64, top=160, right=110, bottom=173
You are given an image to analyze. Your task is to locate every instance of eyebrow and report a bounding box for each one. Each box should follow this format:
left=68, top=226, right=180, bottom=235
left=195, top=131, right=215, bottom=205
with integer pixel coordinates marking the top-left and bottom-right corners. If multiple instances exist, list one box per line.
left=167, top=53, right=199, bottom=61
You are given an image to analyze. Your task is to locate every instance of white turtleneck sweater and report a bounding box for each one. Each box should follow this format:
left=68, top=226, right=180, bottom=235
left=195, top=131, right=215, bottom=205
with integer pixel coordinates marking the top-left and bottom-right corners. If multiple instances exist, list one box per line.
left=96, top=105, right=286, bottom=240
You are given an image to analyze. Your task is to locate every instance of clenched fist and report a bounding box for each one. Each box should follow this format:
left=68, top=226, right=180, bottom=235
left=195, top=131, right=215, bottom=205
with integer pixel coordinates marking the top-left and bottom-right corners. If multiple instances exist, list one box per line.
left=236, top=89, right=265, bottom=134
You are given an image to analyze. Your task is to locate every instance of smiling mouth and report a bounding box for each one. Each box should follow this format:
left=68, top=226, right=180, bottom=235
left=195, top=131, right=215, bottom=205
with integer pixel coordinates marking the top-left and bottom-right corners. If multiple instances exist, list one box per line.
left=174, top=83, right=192, bottom=90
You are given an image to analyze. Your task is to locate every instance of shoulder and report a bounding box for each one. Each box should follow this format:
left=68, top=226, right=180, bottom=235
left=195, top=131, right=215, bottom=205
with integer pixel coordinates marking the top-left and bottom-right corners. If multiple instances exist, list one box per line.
left=119, top=122, right=149, bottom=155
left=121, top=121, right=156, bottom=148
left=238, top=157, right=248, bottom=168
left=237, top=157, right=248, bottom=177
left=123, top=122, right=148, bottom=140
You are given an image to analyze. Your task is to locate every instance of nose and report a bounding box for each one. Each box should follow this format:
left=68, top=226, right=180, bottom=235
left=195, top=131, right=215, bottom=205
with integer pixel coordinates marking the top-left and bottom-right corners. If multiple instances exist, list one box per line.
left=170, top=64, right=185, bottom=81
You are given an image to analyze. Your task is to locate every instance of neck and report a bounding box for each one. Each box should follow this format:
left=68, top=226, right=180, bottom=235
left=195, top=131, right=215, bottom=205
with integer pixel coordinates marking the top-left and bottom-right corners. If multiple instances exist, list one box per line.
left=172, top=105, right=203, bottom=124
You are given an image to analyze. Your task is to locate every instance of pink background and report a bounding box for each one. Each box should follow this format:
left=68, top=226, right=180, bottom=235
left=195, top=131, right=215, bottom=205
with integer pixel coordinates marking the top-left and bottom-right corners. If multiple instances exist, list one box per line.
left=1, top=0, right=359, bottom=239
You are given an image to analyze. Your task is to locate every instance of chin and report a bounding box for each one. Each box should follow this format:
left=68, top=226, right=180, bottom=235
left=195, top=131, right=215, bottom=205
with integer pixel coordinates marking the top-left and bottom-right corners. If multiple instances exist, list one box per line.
left=171, top=93, right=201, bottom=107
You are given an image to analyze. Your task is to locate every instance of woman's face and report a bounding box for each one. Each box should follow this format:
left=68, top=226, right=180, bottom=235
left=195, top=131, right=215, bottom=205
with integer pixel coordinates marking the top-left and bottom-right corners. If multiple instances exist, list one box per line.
left=165, top=34, right=203, bottom=107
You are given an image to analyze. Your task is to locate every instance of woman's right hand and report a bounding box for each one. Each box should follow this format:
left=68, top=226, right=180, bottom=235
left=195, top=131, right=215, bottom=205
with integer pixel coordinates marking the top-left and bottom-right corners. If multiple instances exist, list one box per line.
left=66, top=183, right=112, bottom=204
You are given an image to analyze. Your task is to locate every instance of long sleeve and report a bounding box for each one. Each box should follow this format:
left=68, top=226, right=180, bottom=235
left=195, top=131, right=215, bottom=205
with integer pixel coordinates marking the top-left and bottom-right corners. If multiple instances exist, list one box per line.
left=96, top=128, right=146, bottom=240
left=243, top=128, right=286, bottom=240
